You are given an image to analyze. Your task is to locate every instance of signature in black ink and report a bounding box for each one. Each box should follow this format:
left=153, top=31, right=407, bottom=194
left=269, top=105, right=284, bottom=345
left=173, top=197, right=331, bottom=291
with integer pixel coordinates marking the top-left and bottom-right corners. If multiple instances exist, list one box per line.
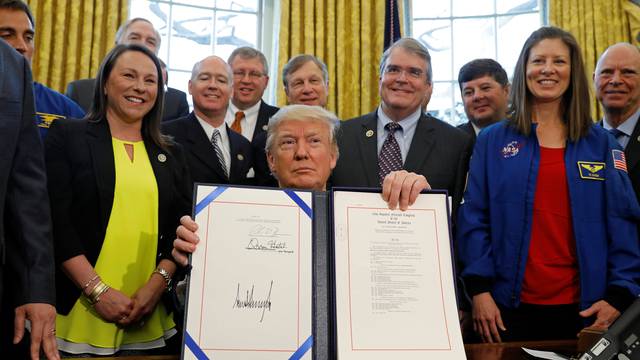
left=246, top=238, right=271, bottom=251
left=248, top=224, right=281, bottom=237
left=246, top=238, right=288, bottom=251
left=232, top=281, right=273, bottom=322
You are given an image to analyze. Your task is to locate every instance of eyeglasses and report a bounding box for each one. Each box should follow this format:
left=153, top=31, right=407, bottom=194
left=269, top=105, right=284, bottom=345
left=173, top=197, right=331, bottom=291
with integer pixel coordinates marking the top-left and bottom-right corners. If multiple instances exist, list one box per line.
left=233, top=70, right=265, bottom=80
left=383, top=65, right=425, bottom=79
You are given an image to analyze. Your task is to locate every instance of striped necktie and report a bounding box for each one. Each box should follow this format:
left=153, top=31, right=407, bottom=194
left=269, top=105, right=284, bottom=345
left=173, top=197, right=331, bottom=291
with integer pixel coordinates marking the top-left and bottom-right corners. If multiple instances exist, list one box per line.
left=211, top=129, right=229, bottom=179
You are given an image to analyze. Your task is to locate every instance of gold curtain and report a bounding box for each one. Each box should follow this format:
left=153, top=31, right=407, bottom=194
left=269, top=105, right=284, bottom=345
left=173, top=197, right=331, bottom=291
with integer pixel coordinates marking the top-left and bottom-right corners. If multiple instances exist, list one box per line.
left=277, top=0, right=387, bottom=120
left=549, top=0, right=638, bottom=120
left=26, top=0, right=128, bottom=93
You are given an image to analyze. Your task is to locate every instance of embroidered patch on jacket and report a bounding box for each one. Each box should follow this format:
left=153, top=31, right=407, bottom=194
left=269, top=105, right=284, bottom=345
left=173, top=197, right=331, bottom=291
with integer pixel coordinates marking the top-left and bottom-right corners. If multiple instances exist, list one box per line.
left=36, top=112, right=65, bottom=129
left=501, top=141, right=522, bottom=158
left=612, top=149, right=628, bottom=172
left=577, top=161, right=605, bottom=180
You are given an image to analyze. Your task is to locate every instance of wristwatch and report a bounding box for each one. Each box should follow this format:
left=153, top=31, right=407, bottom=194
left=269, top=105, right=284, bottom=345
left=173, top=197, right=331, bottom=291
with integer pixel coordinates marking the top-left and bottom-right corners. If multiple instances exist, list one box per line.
left=152, top=266, right=172, bottom=292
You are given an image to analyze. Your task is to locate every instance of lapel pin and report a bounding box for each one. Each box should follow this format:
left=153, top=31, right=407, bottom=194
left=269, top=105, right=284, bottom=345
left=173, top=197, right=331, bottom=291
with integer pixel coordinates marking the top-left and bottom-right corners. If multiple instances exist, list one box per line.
left=158, top=154, right=167, bottom=163
left=262, top=125, right=268, bottom=131
left=365, top=130, right=374, bottom=138
left=237, top=154, right=244, bottom=161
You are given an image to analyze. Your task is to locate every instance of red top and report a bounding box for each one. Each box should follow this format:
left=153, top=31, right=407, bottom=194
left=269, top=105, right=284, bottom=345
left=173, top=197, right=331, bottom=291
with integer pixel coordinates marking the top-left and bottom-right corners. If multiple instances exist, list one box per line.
left=521, top=146, right=579, bottom=305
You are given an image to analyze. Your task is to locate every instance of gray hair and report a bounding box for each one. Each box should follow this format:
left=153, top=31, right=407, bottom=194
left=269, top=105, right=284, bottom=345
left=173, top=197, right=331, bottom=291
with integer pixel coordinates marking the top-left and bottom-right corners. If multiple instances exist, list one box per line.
left=380, top=37, right=432, bottom=83
left=282, top=54, right=329, bottom=88
left=228, top=46, right=269, bottom=75
left=114, top=18, right=161, bottom=54
left=265, top=105, right=340, bottom=157
left=190, top=55, right=233, bottom=83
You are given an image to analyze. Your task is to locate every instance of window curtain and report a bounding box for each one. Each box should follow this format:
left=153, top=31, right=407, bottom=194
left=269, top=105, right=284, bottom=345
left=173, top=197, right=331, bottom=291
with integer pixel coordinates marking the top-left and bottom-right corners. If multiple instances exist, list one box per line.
left=549, top=0, right=639, bottom=120
left=26, top=0, right=128, bottom=93
left=277, top=0, right=390, bottom=120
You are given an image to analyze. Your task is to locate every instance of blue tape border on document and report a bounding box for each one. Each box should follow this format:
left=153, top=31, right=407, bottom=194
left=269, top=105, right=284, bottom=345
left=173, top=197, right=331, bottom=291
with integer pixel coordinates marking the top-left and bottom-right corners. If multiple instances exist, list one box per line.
left=187, top=187, right=314, bottom=359
left=185, top=331, right=209, bottom=360
left=283, top=189, right=313, bottom=219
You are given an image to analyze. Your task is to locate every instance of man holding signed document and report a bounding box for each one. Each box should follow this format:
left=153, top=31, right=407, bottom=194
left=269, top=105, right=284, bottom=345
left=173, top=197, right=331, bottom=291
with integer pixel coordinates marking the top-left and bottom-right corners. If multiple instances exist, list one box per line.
left=171, top=104, right=429, bottom=265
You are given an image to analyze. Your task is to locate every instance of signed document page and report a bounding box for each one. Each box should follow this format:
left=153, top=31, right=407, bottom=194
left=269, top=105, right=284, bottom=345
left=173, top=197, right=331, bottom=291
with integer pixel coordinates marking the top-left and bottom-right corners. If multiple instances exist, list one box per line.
left=333, top=190, right=465, bottom=360
left=184, top=185, right=313, bottom=360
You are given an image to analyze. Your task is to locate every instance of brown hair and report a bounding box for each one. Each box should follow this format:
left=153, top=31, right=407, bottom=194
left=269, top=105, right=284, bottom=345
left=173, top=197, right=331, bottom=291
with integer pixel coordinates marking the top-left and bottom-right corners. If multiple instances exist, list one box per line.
left=508, top=26, right=592, bottom=141
left=86, top=44, right=171, bottom=150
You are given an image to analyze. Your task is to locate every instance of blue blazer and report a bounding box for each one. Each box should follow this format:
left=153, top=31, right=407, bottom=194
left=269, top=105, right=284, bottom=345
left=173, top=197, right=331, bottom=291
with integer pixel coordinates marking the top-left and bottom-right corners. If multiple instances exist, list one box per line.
left=458, top=121, right=640, bottom=312
left=0, top=39, right=55, bottom=307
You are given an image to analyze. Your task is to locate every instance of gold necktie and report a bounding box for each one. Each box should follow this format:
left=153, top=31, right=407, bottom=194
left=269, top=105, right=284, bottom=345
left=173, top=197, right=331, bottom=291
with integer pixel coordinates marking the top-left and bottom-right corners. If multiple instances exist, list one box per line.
left=231, top=111, right=244, bottom=134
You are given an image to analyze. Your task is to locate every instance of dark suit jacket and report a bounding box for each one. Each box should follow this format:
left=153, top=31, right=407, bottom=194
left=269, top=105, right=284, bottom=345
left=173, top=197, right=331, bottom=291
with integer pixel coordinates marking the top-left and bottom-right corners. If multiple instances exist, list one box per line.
left=0, top=39, right=55, bottom=309
left=45, top=118, right=192, bottom=314
left=65, top=78, right=189, bottom=122
left=251, top=100, right=280, bottom=140
left=457, top=121, right=477, bottom=145
left=331, top=111, right=472, bottom=214
left=163, top=112, right=254, bottom=185
left=251, top=101, right=280, bottom=187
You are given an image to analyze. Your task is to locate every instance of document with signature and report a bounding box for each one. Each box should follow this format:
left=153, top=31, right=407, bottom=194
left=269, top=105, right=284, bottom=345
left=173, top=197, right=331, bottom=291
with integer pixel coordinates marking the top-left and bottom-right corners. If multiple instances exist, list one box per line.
left=183, top=185, right=314, bottom=360
left=332, top=189, right=465, bottom=360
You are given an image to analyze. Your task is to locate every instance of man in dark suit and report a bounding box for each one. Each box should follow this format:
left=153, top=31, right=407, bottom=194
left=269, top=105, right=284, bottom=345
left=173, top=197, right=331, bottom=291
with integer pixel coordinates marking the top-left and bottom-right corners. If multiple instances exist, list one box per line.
left=163, top=55, right=253, bottom=185
left=225, top=47, right=279, bottom=186
left=65, top=18, right=189, bottom=122
left=595, top=43, right=640, bottom=203
left=0, top=38, right=58, bottom=360
left=456, top=59, right=510, bottom=145
left=331, top=37, right=472, bottom=212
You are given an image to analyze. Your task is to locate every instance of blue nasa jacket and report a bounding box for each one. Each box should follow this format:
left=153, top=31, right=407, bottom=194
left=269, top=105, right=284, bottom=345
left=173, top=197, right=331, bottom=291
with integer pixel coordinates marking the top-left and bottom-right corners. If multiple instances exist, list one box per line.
left=457, top=121, right=640, bottom=311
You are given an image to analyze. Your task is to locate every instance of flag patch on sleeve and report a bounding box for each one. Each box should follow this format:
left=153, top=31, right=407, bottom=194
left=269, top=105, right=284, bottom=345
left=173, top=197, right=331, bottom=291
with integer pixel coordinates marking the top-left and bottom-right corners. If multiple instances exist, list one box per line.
left=612, top=149, right=628, bottom=172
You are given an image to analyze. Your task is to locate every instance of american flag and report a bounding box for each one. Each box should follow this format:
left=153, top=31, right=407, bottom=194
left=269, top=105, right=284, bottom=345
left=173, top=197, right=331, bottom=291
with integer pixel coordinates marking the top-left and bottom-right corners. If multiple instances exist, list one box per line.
left=612, top=149, right=628, bottom=172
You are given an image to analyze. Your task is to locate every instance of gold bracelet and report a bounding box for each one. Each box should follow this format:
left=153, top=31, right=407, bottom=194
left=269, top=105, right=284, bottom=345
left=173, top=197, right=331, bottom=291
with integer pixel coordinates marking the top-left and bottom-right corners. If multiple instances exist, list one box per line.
left=93, top=284, right=110, bottom=304
left=85, top=281, right=109, bottom=304
left=152, top=267, right=172, bottom=292
left=82, top=275, right=100, bottom=291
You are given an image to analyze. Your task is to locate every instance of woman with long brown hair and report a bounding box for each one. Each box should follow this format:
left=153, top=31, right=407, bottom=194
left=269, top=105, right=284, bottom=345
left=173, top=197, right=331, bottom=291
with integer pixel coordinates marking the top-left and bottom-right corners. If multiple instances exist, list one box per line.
left=45, top=44, right=191, bottom=355
left=458, top=27, right=640, bottom=342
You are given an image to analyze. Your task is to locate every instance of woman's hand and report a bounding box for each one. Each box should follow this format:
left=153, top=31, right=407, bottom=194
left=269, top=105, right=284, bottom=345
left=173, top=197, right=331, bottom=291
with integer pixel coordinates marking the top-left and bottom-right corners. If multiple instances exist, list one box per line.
left=92, top=287, right=133, bottom=323
left=579, top=300, right=620, bottom=330
left=172, top=215, right=199, bottom=266
left=121, top=275, right=166, bottom=326
left=472, top=292, right=506, bottom=343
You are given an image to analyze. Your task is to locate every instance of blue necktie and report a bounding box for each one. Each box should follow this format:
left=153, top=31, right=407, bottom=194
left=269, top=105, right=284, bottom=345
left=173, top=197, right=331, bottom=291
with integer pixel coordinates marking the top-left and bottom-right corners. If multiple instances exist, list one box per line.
left=378, top=122, right=403, bottom=185
left=608, top=128, right=625, bottom=147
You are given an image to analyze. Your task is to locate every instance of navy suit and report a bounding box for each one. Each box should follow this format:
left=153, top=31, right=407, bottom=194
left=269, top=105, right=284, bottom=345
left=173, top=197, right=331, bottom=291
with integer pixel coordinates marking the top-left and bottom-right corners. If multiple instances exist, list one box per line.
left=163, top=112, right=254, bottom=186
left=0, top=39, right=55, bottom=352
left=625, top=118, right=640, bottom=205
left=457, top=121, right=476, bottom=145
left=331, top=111, right=472, bottom=215
left=251, top=101, right=280, bottom=187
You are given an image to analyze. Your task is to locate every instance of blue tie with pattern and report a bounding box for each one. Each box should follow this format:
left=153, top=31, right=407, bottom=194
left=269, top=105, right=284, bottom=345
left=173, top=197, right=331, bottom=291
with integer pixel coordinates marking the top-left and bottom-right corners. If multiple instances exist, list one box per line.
left=378, top=122, right=403, bottom=185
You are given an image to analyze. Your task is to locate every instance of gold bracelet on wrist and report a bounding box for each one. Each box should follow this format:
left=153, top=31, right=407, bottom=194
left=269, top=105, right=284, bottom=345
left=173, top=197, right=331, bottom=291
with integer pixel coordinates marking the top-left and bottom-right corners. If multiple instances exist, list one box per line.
left=152, top=267, right=172, bottom=292
left=82, top=275, right=100, bottom=291
left=85, top=281, right=109, bottom=305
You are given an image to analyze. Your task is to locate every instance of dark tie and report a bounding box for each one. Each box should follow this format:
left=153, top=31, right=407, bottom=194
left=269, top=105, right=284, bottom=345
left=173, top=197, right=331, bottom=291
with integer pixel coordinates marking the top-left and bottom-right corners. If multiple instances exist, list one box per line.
left=211, top=129, right=229, bottom=179
left=608, top=128, right=625, bottom=147
left=378, top=122, right=403, bottom=185
left=231, top=111, right=244, bottom=134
